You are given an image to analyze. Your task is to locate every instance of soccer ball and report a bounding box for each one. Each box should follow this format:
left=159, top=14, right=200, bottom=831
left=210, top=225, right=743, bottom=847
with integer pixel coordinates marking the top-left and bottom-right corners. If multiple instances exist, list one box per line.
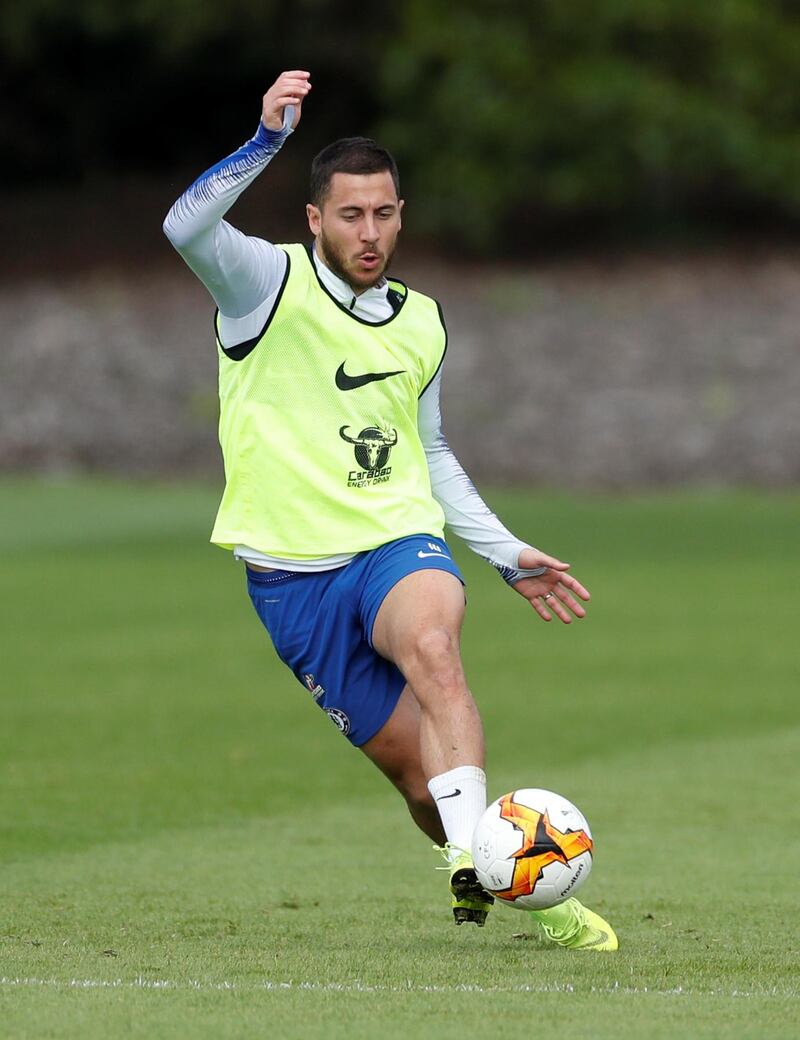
left=471, top=789, right=593, bottom=910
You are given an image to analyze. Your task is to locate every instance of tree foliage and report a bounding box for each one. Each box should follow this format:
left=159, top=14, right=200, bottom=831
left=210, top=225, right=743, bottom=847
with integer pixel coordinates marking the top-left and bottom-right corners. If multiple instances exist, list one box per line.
left=3, top=0, right=800, bottom=249
left=378, top=0, right=800, bottom=246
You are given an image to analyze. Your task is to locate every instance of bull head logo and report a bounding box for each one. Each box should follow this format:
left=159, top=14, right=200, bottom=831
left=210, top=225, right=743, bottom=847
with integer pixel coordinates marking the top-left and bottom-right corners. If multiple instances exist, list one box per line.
left=339, top=424, right=398, bottom=472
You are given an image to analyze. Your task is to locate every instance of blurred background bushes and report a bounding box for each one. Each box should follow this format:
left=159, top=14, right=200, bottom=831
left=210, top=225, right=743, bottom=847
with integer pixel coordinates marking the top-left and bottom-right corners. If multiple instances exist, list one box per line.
left=2, top=1, right=799, bottom=482
left=3, top=0, right=800, bottom=251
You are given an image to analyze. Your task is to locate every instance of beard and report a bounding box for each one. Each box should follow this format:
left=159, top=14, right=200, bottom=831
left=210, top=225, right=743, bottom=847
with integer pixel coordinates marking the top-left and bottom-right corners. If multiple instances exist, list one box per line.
left=317, top=228, right=396, bottom=292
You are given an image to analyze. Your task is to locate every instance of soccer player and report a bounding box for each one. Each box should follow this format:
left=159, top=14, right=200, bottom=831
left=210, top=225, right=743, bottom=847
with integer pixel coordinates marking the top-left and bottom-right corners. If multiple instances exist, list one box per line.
left=163, top=70, right=617, bottom=951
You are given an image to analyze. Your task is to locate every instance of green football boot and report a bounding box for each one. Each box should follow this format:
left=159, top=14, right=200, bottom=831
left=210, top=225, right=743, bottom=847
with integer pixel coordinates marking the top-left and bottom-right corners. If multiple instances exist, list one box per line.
left=435, top=844, right=495, bottom=926
left=531, top=897, right=618, bottom=951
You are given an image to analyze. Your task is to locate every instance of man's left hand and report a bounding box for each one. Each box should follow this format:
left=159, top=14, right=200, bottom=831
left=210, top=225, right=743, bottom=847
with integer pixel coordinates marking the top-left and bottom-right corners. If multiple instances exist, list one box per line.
left=511, top=548, right=591, bottom=623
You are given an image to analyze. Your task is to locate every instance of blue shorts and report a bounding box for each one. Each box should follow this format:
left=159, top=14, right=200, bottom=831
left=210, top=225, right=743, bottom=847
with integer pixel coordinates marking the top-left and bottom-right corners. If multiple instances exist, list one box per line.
left=247, top=534, right=464, bottom=746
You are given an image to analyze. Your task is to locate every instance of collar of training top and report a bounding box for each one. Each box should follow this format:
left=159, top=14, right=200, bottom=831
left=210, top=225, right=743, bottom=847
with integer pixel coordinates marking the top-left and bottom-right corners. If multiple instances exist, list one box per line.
left=311, top=243, right=389, bottom=303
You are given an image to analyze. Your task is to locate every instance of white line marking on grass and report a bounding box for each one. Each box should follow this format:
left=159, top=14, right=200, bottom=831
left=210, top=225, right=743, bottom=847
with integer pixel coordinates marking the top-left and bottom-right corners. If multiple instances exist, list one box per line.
left=1, top=976, right=798, bottom=1000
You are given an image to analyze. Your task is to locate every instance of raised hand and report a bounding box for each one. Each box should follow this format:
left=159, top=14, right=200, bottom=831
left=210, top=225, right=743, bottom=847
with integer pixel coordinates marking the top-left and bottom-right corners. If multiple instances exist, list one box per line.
left=261, top=70, right=312, bottom=131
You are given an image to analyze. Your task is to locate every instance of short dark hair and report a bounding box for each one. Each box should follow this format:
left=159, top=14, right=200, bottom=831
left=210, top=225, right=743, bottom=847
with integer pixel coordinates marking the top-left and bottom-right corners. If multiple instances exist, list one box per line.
left=310, top=137, right=400, bottom=207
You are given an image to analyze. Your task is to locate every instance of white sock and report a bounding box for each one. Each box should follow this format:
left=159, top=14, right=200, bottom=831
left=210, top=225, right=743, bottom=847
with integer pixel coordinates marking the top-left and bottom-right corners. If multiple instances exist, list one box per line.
left=427, top=765, right=487, bottom=855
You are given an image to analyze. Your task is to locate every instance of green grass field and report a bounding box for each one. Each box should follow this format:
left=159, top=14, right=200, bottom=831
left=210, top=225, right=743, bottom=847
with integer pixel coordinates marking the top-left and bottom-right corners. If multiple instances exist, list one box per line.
left=1, top=479, right=798, bottom=1039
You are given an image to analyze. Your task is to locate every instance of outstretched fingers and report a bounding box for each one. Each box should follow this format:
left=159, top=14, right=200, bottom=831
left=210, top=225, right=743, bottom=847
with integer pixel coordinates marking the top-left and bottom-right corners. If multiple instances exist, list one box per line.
left=525, top=571, right=591, bottom=624
left=560, top=571, right=591, bottom=604
left=532, top=590, right=572, bottom=624
left=546, top=585, right=587, bottom=623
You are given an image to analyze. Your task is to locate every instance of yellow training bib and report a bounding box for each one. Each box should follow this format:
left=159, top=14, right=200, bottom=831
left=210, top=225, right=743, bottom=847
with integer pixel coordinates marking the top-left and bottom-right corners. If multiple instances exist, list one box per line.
left=210, top=244, right=447, bottom=558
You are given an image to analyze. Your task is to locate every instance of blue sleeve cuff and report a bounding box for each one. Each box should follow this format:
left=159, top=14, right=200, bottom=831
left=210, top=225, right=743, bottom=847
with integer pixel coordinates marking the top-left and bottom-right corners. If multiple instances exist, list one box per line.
left=254, top=120, right=292, bottom=148
left=493, top=562, right=548, bottom=586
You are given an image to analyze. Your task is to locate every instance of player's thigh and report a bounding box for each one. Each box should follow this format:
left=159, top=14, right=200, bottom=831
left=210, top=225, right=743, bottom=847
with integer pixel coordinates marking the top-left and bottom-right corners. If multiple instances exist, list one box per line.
left=371, top=568, right=466, bottom=665
left=248, top=565, right=404, bottom=747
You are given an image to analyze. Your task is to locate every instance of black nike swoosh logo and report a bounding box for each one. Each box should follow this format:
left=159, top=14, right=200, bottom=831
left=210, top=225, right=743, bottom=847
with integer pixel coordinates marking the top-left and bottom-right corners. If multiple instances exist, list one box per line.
left=335, top=362, right=405, bottom=391
left=436, top=788, right=462, bottom=800
left=579, top=930, right=610, bottom=948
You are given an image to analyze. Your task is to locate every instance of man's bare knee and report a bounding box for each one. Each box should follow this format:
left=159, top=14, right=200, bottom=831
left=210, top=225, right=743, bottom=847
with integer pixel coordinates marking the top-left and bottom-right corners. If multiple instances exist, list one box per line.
left=401, top=627, right=465, bottom=698
left=415, top=627, right=458, bottom=661
left=372, top=570, right=465, bottom=663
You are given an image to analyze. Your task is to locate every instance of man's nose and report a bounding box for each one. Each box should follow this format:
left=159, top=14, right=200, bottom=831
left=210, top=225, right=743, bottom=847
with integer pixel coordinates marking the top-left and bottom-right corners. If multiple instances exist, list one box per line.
left=360, top=215, right=378, bottom=241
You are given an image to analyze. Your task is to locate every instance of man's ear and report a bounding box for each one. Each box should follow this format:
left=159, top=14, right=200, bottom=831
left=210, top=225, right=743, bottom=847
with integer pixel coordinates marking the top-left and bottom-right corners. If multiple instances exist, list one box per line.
left=306, top=203, right=321, bottom=236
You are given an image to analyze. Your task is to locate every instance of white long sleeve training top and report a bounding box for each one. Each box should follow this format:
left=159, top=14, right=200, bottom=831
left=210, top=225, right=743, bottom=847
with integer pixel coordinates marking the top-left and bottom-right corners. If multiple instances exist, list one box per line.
left=163, top=120, right=542, bottom=584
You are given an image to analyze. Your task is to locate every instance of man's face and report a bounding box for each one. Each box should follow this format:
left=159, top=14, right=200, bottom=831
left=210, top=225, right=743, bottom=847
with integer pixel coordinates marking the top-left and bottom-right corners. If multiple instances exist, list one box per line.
left=307, top=171, right=403, bottom=293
